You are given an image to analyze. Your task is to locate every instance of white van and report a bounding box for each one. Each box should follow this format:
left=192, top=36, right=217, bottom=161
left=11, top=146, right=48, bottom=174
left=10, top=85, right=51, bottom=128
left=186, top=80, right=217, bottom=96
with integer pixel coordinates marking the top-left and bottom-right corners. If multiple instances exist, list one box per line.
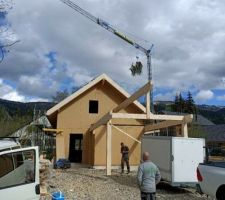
left=0, top=138, right=40, bottom=200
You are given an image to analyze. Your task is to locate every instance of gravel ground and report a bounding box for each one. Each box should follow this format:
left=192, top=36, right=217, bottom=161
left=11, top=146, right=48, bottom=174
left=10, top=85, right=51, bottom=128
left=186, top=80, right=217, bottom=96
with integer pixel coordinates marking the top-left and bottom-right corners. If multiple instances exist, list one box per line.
left=42, top=167, right=212, bottom=200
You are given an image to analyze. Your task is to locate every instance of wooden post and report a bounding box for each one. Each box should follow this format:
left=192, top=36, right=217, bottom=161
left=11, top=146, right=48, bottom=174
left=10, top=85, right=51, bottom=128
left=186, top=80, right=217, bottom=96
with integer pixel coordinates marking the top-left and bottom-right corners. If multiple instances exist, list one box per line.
left=106, top=121, right=112, bottom=175
left=182, top=123, right=188, bottom=138
left=146, top=92, right=150, bottom=118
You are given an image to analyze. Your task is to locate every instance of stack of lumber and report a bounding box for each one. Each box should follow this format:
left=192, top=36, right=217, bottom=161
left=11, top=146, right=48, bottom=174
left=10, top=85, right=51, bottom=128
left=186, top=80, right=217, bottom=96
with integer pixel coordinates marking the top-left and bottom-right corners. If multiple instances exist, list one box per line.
left=39, top=155, right=51, bottom=197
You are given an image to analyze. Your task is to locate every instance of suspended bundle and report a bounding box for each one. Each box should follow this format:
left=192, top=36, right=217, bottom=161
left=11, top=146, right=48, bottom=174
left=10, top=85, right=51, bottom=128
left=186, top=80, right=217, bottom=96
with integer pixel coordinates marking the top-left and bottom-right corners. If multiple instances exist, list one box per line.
left=130, top=61, right=143, bottom=76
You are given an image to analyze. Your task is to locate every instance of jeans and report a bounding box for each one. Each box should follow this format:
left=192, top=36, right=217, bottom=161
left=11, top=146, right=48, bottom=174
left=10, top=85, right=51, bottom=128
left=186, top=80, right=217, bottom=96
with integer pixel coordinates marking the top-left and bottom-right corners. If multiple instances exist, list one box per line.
left=121, top=157, right=130, bottom=172
left=141, top=192, right=156, bottom=200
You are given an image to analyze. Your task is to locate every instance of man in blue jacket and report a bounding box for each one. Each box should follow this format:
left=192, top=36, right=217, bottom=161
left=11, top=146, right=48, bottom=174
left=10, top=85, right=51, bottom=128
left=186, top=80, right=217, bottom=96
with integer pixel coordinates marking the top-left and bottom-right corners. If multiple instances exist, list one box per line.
left=137, top=152, right=161, bottom=200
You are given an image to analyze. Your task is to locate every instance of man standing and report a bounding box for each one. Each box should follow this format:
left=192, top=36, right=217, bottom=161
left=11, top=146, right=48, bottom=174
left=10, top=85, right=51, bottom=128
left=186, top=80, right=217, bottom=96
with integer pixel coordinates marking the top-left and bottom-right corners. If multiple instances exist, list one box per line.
left=120, top=142, right=130, bottom=174
left=137, top=152, right=161, bottom=200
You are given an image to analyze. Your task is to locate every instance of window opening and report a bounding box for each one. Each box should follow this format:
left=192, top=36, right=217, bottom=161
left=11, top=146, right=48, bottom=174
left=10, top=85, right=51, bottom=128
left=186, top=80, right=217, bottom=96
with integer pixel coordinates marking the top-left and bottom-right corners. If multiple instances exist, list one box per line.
left=89, top=100, right=98, bottom=113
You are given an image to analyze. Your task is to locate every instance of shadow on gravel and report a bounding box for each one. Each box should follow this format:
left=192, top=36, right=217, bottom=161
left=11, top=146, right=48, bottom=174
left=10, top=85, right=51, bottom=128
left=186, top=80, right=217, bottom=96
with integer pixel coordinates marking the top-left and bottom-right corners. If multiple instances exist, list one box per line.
left=62, top=169, right=109, bottom=182
left=157, top=182, right=193, bottom=194
left=109, top=173, right=140, bottom=188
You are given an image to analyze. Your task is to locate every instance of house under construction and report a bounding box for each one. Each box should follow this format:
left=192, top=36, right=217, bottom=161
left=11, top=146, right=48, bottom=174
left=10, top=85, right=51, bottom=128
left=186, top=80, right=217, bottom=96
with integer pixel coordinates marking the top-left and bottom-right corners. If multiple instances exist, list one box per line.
left=46, top=74, right=192, bottom=175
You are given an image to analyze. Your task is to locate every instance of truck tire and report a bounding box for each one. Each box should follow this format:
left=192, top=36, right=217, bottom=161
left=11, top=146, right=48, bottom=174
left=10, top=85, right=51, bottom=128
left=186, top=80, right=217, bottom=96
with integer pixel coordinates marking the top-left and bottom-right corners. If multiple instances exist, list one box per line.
left=216, top=185, right=225, bottom=200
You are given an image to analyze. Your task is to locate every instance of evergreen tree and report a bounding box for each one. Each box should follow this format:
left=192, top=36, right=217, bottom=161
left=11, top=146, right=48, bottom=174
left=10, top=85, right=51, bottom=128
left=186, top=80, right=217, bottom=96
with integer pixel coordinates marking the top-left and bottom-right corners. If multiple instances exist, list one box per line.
left=173, top=93, right=179, bottom=112
left=178, top=93, right=185, bottom=113
left=185, top=91, right=195, bottom=114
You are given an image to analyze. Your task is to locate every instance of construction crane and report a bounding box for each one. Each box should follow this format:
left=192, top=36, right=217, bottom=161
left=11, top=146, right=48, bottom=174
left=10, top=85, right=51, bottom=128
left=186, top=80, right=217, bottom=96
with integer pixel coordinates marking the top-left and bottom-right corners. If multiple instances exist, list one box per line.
left=60, top=0, right=154, bottom=110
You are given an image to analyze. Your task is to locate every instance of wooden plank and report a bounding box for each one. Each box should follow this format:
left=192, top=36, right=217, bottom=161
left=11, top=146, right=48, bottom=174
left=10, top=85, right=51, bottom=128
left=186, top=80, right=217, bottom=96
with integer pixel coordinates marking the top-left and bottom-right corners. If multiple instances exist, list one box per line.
left=183, top=114, right=193, bottom=123
left=106, top=121, right=112, bottom=175
left=112, top=125, right=141, bottom=144
left=113, top=81, right=152, bottom=113
left=145, top=120, right=182, bottom=132
left=112, top=113, right=147, bottom=119
left=146, top=91, right=150, bottom=118
left=182, top=123, right=188, bottom=137
left=42, top=128, right=63, bottom=133
left=90, top=112, right=112, bottom=132
left=149, top=114, right=184, bottom=121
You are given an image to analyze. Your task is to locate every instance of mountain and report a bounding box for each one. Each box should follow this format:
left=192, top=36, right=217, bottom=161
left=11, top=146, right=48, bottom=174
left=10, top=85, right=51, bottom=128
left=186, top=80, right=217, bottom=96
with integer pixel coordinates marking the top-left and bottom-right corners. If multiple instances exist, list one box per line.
left=198, top=107, right=225, bottom=124
left=1, top=98, right=225, bottom=137
left=197, top=104, right=225, bottom=112
left=0, top=99, right=55, bottom=137
left=154, top=101, right=225, bottom=124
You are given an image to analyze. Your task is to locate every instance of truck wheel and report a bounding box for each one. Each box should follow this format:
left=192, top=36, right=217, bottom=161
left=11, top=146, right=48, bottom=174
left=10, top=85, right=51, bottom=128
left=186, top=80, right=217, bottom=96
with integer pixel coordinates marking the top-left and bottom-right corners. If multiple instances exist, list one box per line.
left=216, top=185, right=225, bottom=200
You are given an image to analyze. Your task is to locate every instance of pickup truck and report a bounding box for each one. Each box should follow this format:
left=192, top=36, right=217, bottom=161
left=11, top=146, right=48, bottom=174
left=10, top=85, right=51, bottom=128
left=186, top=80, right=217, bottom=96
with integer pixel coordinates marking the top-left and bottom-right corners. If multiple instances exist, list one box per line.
left=197, top=147, right=225, bottom=200
left=0, top=138, right=40, bottom=200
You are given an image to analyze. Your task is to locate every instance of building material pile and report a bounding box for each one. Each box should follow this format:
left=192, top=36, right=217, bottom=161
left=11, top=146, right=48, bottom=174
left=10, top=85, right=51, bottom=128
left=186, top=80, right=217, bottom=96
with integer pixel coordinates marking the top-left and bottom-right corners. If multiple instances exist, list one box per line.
left=39, top=155, right=51, bottom=196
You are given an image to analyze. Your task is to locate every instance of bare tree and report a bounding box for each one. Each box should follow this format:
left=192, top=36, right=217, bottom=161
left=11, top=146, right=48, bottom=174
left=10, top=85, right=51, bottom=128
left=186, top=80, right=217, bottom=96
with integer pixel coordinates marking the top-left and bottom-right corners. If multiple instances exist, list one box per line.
left=0, top=0, right=19, bottom=63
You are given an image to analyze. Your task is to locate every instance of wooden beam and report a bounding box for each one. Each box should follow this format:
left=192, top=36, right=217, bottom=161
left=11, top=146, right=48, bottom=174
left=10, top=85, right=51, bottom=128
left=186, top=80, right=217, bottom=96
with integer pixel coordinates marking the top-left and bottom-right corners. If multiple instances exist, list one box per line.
left=183, top=114, right=193, bottom=123
left=90, top=112, right=112, bottom=132
left=42, top=128, right=63, bottom=133
left=106, top=121, right=112, bottom=175
left=145, top=120, right=182, bottom=132
left=149, top=114, right=184, bottom=121
left=112, top=125, right=141, bottom=144
left=182, top=123, right=188, bottom=137
left=113, top=81, right=152, bottom=113
left=146, top=91, right=150, bottom=118
left=112, top=113, right=147, bottom=119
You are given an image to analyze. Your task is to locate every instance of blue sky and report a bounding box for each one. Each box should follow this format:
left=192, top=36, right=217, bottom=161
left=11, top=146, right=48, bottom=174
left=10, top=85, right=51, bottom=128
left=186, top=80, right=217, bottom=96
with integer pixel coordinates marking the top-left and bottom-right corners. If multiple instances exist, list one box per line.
left=0, top=0, right=225, bottom=106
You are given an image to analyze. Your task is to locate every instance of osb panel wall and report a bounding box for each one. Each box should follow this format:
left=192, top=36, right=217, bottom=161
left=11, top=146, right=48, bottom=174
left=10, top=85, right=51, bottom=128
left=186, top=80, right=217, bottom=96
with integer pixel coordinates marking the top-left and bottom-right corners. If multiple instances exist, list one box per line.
left=94, top=125, right=144, bottom=166
left=56, top=81, right=144, bottom=164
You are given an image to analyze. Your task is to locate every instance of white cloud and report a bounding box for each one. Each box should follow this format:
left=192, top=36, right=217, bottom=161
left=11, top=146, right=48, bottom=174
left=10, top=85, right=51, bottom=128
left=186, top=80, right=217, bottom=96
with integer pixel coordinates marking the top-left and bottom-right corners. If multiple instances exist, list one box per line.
left=195, top=90, right=214, bottom=101
left=3, top=91, right=25, bottom=102
left=0, top=80, right=25, bottom=101
left=0, top=0, right=225, bottom=104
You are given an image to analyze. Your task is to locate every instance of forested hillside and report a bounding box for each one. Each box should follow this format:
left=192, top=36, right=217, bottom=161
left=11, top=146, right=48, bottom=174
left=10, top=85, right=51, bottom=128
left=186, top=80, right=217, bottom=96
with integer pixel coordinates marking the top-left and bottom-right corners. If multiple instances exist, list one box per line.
left=0, top=99, right=55, bottom=137
left=0, top=97, right=224, bottom=137
left=154, top=101, right=225, bottom=124
left=198, top=107, right=225, bottom=124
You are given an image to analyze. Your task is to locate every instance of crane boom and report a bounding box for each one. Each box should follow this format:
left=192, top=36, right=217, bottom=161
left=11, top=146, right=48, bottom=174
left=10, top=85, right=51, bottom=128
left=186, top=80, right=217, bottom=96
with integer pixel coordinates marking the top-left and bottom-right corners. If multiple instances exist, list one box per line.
left=60, top=0, right=154, bottom=110
left=61, top=0, right=151, bottom=55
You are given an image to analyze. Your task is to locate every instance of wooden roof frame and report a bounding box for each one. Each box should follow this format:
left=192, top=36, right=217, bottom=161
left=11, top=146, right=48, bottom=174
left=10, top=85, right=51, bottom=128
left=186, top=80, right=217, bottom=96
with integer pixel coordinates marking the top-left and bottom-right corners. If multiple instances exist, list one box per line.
left=90, top=80, right=193, bottom=133
left=46, top=73, right=193, bottom=176
left=88, top=80, right=193, bottom=175
left=47, top=74, right=146, bottom=117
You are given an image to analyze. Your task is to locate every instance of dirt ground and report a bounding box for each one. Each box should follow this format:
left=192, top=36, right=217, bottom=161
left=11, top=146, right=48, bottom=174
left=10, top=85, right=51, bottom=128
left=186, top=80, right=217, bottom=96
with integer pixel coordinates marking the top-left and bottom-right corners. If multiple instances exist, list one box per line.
left=41, top=167, right=212, bottom=200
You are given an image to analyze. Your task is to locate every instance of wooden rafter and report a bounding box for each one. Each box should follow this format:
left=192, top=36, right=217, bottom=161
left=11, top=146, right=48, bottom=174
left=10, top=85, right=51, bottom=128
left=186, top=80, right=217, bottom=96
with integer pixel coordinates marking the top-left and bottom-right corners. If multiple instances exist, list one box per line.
left=90, top=112, right=112, bottom=132
left=113, top=81, right=152, bottom=113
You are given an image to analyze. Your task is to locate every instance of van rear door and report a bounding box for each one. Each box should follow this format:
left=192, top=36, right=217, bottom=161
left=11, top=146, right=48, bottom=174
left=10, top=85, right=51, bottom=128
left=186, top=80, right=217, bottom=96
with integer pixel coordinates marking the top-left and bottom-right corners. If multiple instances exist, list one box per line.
left=0, top=147, right=40, bottom=200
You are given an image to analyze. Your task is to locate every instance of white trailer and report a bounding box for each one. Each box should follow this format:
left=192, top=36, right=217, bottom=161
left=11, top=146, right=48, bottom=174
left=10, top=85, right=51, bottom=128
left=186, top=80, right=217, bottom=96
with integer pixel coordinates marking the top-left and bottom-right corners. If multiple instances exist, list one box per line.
left=141, top=136, right=205, bottom=186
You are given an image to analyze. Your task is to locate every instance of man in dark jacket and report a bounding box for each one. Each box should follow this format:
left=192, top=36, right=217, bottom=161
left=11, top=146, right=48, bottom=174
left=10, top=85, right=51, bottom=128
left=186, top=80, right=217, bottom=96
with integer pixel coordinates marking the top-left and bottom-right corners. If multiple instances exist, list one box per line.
left=137, top=152, right=161, bottom=200
left=120, top=142, right=130, bottom=174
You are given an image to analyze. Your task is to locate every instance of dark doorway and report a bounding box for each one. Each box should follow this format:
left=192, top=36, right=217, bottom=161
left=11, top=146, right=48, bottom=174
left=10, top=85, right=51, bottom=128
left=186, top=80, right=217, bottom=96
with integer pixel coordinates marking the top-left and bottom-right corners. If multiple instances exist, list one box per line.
left=69, top=134, right=83, bottom=163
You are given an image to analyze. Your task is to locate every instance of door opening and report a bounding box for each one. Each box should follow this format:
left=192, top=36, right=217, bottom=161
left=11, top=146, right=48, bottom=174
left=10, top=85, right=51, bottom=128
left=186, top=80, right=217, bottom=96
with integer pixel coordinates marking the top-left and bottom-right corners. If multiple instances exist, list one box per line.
left=69, top=134, right=83, bottom=163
